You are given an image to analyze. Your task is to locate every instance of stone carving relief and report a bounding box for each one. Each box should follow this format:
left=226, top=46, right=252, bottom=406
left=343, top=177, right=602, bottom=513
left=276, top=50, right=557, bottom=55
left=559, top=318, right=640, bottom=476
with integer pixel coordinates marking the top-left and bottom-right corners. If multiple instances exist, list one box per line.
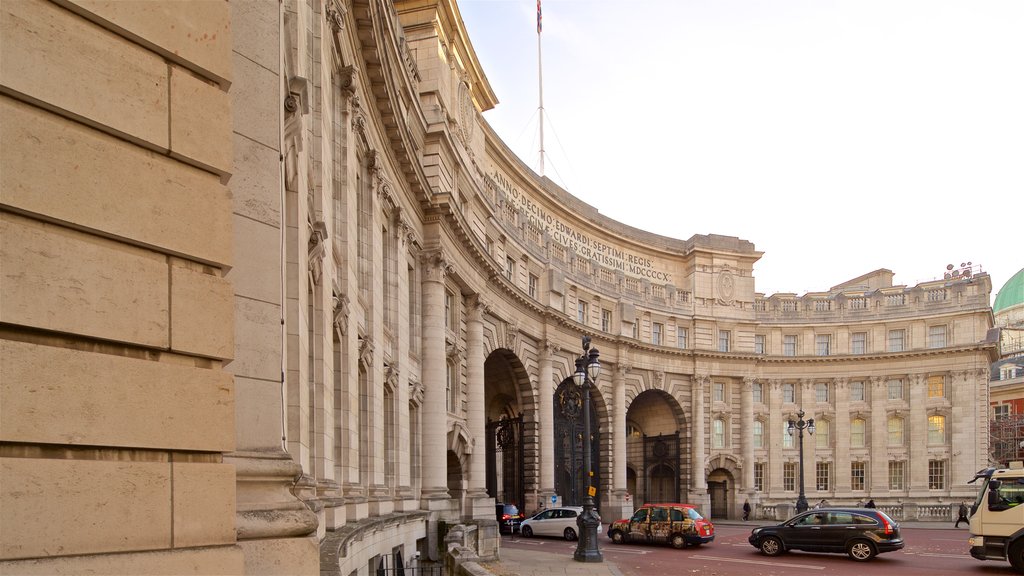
left=717, top=267, right=736, bottom=306
left=308, top=221, right=328, bottom=285
left=333, top=294, right=350, bottom=337
left=358, top=336, right=374, bottom=368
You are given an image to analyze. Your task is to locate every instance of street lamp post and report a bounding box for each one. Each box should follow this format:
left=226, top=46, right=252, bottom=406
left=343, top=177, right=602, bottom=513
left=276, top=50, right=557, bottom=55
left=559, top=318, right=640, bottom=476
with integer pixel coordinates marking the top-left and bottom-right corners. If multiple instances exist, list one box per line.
left=787, top=409, right=815, bottom=514
left=573, top=336, right=603, bottom=563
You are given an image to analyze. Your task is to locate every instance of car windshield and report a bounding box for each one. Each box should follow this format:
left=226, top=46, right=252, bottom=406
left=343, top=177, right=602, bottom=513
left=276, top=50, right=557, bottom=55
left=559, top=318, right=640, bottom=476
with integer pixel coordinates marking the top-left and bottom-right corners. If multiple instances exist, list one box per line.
left=686, top=508, right=703, bottom=521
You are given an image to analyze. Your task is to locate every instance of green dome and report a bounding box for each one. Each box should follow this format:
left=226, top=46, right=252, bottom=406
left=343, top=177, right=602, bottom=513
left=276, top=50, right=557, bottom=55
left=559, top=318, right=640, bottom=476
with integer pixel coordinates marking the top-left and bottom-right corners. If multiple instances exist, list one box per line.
left=993, top=268, right=1024, bottom=313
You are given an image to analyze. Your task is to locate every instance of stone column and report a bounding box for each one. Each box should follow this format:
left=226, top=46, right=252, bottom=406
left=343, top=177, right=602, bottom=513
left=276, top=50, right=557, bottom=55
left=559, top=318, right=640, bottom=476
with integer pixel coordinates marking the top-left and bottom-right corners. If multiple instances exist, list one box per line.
left=799, top=379, right=816, bottom=499
left=833, top=378, right=851, bottom=494
left=420, top=251, right=450, bottom=505
left=767, top=379, right=783, bottom=499
left=691, top=375, right=708, bottom=503
left=869, top=377, right=888, bottom=496
left=951, top=369, right=986, bottom=492
left=466, top=296, right=490, bottom=518
left=909, top=373, right=927, bottom=493
left=612, top=364, right=630, bottom=518
left=538, top=341, right=557, bottom=504
left=741, top=377, right=755, bottom=497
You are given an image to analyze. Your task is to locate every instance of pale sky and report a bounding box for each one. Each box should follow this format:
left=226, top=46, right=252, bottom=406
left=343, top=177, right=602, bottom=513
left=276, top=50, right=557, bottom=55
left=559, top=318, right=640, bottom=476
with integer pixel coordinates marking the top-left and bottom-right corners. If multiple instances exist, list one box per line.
left=458, top=0, right=1022, bottom=302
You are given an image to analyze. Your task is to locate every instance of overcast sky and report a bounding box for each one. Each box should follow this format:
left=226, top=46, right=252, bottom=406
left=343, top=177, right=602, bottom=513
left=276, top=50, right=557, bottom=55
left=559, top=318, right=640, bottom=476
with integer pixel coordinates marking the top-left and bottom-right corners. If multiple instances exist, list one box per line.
left=458, top=0, right=1022, bottom=302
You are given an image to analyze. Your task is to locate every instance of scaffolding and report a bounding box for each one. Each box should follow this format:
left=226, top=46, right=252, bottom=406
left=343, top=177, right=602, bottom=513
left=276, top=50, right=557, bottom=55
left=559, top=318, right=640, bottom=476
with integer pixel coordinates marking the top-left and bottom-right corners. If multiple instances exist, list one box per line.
left=991, top=414, right=1024, bottom=466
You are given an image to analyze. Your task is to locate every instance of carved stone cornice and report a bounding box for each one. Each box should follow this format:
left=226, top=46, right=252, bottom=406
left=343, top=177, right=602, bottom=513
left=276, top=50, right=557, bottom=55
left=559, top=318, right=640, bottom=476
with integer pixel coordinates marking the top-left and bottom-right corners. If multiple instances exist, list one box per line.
left=326, top=0, right=347, bottom=33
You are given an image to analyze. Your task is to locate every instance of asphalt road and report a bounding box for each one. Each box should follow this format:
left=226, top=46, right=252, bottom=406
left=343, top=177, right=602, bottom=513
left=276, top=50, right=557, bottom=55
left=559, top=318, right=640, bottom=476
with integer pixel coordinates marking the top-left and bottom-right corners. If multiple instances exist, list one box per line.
left=500, top=524, right=1018, bottom=576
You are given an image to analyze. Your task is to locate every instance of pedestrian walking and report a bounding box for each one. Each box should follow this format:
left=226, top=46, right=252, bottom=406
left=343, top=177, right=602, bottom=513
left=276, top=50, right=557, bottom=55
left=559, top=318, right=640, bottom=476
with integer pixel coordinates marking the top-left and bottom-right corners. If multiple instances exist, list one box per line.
left=955, top=501, right=970, bottom=527
left=743, top=500, right=751, bottom=521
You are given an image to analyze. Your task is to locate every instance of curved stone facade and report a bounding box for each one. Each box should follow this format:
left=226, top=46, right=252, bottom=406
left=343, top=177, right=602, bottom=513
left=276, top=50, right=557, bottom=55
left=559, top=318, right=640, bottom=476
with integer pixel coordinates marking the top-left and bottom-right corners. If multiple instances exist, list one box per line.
left=0, top=0, right=997, bottom=574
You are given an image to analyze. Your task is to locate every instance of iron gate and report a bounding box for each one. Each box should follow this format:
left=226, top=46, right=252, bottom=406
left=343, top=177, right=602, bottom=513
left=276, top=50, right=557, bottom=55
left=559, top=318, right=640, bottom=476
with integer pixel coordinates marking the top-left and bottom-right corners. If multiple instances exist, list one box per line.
left=643, top=432, right=680, bottom=504
left=553, top=378, right=600, bottom=509
left=486, top=415, right=524, bottom=510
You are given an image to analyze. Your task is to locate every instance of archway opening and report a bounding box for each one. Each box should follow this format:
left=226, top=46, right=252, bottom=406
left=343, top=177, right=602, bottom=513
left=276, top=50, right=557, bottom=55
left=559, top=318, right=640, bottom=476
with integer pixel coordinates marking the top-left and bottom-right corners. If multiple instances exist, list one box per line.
left=625, top=390, right=687, bottom=505
left=707, top=468, right=736, bottom=520
left=484, top=349, right=530, bottom=512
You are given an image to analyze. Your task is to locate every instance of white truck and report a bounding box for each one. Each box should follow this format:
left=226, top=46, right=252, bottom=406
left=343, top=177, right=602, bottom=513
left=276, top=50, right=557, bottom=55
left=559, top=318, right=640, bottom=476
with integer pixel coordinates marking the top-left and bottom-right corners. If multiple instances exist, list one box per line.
left=968, top=461, right=1024, bottom=573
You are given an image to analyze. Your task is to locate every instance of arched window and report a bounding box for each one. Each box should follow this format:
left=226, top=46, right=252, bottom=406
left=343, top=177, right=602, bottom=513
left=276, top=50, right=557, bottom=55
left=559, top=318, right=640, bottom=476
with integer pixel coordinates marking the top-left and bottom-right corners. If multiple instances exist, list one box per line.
left=887, top=416, right=904, bottom=446
left=928, top=415, right=946, bottom=444
left=712, top=418, right=726, bottom=449
left=850, top=418, right=866, bottom=448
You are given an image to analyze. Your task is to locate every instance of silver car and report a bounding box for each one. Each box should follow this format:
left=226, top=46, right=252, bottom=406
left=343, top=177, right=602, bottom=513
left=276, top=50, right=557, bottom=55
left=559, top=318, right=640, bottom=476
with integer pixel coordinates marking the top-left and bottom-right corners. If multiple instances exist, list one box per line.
left=520, top=506, right=602, bottom=541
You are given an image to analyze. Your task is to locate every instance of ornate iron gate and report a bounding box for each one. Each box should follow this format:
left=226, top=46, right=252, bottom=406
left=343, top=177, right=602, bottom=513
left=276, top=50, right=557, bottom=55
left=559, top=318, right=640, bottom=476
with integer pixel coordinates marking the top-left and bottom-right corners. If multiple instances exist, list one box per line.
left=486, top=415, right=524, bottom=510
left=553, top=378, right=600, bottom=509
left=643, top=432, right=680, bottom=504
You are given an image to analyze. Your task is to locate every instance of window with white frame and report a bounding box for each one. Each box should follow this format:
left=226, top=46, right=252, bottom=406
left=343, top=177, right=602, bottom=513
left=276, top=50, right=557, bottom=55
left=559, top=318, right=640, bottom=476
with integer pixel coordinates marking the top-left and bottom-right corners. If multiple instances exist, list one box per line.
left=887, top=329, right=905, bottom=352
left=851, top=332, right=866, bottom=355
left=816, top=462, right=831, bottom=491
left=887, top=378, right=904, bottom=400
left=782, top=382, right=795, bottom=403
left=927, top=375, right=945, bottom=398
left=889, top=460, right=906, bottom=490
left=445, top=290, right=456, bottom=330
left=755, top=462, right=765, bottom=491
left=753, top=420, right=764, bottom=448
left=752, top=381, right=763, bottom=403
left=815, top=334, right=831, bottom=356
left=713, top=382, right=725, bottom=402
left=815, top=382, right=830, bottom=403
left=928, top=325, right=947, bottom=348
left=712, top=418, right=726, bottom=448
left=928, top=460, right=946, bottom=489
left=598, top=309, right=610, bottom=332
left=755, top=334, right=765, bottom=354
left=850, top=381, right=866, bottom=402
left=851, top=462, right=866, bottom=491
left=782, top=421, right=795, bottom=449
left=652, top=322, right=663, bottom=345
left=718, top=330, right=731, bottom=352
left=815, top=419, right=830, bottom=449
left=528, top=273, right=538, bottom=299
left=850, top=418, right=866, bottom=448
left=928, top=415, right=946, bottom=444
left=784, top=462, right=796, bottom=491
left=677, top=326, right=688, bottom=349
left=887, top=416, right=904, bottom=445
left=577, top=299, right=588, bottom=324
left=505, top=256, right=515, bottom=282
left=995, top=404, right=1011, bottom=419
left=783, top=334, right=797, bottom=356
left=446, top=361, right=457, bottom=413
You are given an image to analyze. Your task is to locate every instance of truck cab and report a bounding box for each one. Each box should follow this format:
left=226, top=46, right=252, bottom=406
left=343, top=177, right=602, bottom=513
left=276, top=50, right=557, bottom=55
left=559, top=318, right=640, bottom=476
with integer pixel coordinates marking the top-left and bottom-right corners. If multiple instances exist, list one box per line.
left=968, top=462, right=1024, bottom=573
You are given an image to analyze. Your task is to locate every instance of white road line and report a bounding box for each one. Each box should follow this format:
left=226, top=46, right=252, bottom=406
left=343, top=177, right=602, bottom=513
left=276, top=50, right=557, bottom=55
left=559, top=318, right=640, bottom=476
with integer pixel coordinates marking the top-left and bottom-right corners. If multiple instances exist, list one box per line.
left=690, top=555, right=826, bottom=570
left=903, top=552, right=969, bottom=558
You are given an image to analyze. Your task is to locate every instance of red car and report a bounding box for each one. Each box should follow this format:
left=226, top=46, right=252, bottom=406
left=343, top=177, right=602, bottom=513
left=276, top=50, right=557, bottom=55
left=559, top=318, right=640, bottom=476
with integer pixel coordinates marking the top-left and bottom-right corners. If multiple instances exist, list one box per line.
left=608, top=503, right=715, bottom=549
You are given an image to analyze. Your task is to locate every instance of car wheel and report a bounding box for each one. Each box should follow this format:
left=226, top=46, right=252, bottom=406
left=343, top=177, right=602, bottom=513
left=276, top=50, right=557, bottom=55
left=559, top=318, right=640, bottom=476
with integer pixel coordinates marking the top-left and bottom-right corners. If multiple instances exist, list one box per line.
left=564, top=527, right=578, bottom=541
left=759, top=536, right=784, bottom=557
left=1007, top=541, right=1024, bottom=573
left=521, top=526, right=533, bottom=538
left=847, top=540, right=876, bottom=562
left=670, top=534, right=687, bottom=549
left=610, top=530, right=625, bottom=544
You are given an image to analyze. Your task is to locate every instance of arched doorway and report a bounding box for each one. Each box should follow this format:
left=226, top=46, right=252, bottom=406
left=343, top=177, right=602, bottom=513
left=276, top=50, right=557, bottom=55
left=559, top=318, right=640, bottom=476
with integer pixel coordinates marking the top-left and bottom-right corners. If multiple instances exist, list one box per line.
left=707, top=468, right=735, bottom=520
left=625, top=390, right=687, bottom=505
left=447, top=450, right=465, bottom=513
left=484, top=349, right=531, bottom=512
left=553, top=377, right=601, bottom=509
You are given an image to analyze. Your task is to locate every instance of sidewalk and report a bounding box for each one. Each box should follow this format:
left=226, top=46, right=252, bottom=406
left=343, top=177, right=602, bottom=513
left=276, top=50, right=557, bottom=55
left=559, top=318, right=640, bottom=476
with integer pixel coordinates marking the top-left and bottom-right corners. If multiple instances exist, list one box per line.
left=480, top=544, right=624, bottom=576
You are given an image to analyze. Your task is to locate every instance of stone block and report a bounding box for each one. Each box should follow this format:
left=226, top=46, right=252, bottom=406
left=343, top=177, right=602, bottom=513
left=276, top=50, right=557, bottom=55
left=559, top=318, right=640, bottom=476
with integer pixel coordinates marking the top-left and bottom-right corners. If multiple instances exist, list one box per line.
left=233, top=376, right=286, bottom=452
left=238, top=537, right=319, bottom=576
left=228, top=214, right=282, bottom=304
left=0, top=214, right=169, bottom=348
left=231, top=51, right=281, bottom=149
left=0, top=546, right=244, bottom=575
left=66, top=0, right=232, bottom=86
left=231, top=0, right=280, bottom=73
left=229, top=297, right=283, bottom=382
left=231, top=134, right=282, bottom=225
left=0, top=340, right=234, bottom=452
left=170, top=65, right=232, bottom=175
left=173, top=462, right=236, bottom=548
left=0, top=97, right=232, bottom=268
left=170, top=259, right=235, bottom=360
left=0, top=0, right=168, bottom=148
left=0, top=458, right=171, bottom=559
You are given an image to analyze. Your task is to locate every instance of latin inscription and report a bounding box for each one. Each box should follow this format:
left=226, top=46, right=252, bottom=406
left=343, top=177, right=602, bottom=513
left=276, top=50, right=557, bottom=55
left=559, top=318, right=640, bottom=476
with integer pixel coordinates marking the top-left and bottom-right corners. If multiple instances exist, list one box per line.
left=491, top=169, right=671, bottom=282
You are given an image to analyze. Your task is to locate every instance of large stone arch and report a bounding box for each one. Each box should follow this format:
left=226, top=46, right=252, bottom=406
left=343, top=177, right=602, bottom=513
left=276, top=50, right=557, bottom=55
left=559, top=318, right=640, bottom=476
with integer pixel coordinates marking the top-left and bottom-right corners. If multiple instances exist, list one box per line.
left=624, top=387, right=689, bottom=505
left=707, top=453, right=742, bottom=520
left=484, top=348, right=534, bottom=512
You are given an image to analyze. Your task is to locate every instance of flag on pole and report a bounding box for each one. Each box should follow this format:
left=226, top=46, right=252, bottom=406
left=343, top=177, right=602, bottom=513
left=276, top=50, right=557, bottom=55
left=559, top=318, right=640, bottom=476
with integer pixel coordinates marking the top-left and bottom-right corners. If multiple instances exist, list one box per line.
left=537, top=0, right=542, bottom=33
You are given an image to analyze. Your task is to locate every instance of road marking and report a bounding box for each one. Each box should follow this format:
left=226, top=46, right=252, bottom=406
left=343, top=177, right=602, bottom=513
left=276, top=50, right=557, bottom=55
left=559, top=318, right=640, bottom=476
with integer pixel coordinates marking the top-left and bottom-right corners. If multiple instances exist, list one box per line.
left=690, top=555, right=826, bottom=570
left=903, top=552, right=968, bottom=558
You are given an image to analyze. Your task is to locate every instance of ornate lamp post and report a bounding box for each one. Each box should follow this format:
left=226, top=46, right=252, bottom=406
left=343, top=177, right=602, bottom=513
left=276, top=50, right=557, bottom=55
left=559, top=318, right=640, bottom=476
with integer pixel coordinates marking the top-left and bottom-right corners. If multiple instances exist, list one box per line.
left=573, top=336, right=602, bottom=562
left=787, top=409, right=815, bottom=514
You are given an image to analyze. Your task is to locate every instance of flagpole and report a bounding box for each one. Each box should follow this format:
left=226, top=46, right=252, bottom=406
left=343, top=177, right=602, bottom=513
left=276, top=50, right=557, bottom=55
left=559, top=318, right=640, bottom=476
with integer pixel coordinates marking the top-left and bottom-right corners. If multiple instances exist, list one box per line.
left=537, top=0, right=545, bottom=176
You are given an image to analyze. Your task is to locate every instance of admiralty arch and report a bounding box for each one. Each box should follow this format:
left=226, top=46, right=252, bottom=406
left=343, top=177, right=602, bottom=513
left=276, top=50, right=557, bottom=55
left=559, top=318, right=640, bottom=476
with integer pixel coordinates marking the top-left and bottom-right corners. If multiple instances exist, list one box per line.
left=0, top=0, right=996, bottom=574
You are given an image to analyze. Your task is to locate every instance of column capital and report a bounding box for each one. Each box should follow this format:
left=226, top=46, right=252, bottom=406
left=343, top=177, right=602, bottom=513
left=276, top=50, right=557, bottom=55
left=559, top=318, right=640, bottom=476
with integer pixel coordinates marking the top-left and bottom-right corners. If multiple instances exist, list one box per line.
left=615, top=364, right=631, bottom=377
left=832, top=377, right=847, bottom=389
left=466, top=293, right=488, bottom=321
left=421, top=250, right=452, bottom=282
left=742, top=376, right=757, bottom=390
left=695, top=373, right=711, bottom=388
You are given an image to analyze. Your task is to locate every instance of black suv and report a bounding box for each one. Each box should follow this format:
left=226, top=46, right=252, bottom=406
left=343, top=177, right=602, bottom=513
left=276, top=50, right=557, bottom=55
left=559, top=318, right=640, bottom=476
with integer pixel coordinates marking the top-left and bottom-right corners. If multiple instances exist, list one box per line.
left=495, top=503, right=524, bottom=534
left=748, top=508, right=903, bottom=561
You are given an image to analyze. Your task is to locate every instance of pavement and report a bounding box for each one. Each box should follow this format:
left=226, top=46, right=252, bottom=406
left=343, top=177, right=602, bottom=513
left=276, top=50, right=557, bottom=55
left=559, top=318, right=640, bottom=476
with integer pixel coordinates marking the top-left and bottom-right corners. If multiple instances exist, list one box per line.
left=478, top=519, right=963, bottom=576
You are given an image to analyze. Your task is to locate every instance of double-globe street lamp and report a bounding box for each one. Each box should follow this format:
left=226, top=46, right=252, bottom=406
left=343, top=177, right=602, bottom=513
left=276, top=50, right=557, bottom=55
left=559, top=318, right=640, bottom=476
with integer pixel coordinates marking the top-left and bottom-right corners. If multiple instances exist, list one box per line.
left=572, top=336, right=602, bottom=563
left=787, top=409, right=815, bottom=514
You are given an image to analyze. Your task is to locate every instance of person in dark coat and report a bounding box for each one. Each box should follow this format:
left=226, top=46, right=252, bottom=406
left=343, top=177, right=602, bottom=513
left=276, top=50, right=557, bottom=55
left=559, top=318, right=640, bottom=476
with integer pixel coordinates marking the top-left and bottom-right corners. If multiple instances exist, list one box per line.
left=955, top=501, right=970, bottom=527
left=742, top=500, right=751, bottom=521
left=865, top=499, right=876, bottom=508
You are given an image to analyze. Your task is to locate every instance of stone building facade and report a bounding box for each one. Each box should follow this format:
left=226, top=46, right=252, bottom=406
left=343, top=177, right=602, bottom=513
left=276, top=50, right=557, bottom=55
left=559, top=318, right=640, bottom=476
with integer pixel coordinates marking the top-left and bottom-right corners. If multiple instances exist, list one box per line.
left=0, top=0, right=997, bottom=574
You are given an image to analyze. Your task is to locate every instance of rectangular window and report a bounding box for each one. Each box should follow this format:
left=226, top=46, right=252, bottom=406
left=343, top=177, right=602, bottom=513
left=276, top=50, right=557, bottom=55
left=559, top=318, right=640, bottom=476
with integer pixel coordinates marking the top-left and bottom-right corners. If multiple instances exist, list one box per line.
left=754, top=335, right=765, bottom=354
left=783, top=462, right=796, bottom=491
left=815, top=462, right=831, bottom=491
left=928, top=325, right=947, bottom=348
left=577, top=300, right=588, bottom=324
left=927, top=375, right=945, bottom=398
left=928, top=460, right=946, bottom=490
left=505, top=256, right=515, bottom=282
left=753, top=420, right=764, bottom=448
left=815, top=420, right=830, bottom=449
left=782, top=383, right=795, bottom=403
left=632, top=322, right=639, bottom=339
left=928, top=415, right=946, bottom=444
left=754, top=463, right=765, bottom=492
left=782, top=421, right=795, bottom=449
left=889, top=461, right=906, bottom=490
left=850, top=381, right=865, bottom=402
left=887, top=379, right=904, bottom=400
left=851, top=332, right=866, bottom=355
left=752, top=382, right=763, bottom=404
left=718, top=330, right=731, bottom=352
left=713, top=382, right=725, bottom=402
left=851, top=462, right=866, bottom=491
left=677, top=327, right=688, bottom=349
left=887, top=329, right=905, bottom=352
left=446, top=362, right=457, bottom=413
left=528, top=273, right=538, bottom=299
left=995, top=404, right=1010, bottom=419
left=445, top=290, right=455, bottom=330
left=815, top=334, right=831, bottom=356
left=850, top=419, right=866, bottom=448
left=712, top=419, right=725, bottom=449
left=783, top=335, right=797, bottom=356
left=601, top=309, right=612, bottom=332
left=652, top=322, right=663, bottom=345
left=815, top=382, right=829, bottom=403
left=887, top=417, right=904, bottom=446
